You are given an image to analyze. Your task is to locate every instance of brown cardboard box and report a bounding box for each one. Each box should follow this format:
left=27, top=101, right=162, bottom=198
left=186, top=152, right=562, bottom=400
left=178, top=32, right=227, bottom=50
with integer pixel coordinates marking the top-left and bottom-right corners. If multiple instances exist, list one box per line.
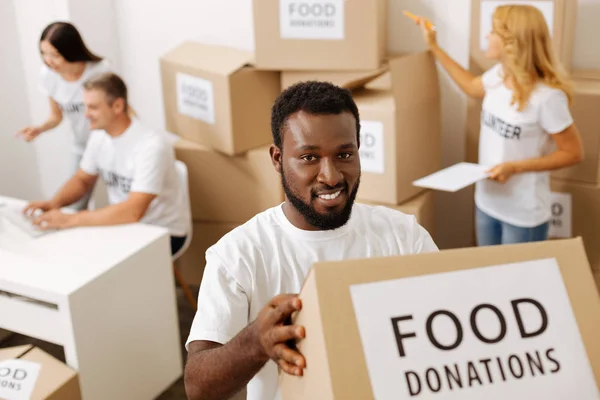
left=470, top=0, right=577, bottom=72
left=252, top=0, right=387, bottom=71
left=550, top=178, right=600, bottom=271
left=354, top=52, right=441, bottom=205
left=280, top=238, right=600, bottom=399
left=160, top=41, right=280, bottom=156
left=551, top=80, right=600, bottom=183
left=358, top=190, right=435, bottom=240
left=174, top=139, right=284, bottom=223
left=0, top=345, right=80, bottom=399
left=280, top=66, right=389, bottom=91
left=177, top=221, right=239, bottom=285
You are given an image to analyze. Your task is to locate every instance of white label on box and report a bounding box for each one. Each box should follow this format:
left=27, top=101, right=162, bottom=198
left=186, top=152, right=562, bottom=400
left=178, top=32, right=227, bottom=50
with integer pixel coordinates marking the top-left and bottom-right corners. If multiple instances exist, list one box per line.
left=549, top=192, right=572, bottom=239
left=480, top=1, right=554, bottom=51
left=350, top=258, right=599, bottom=399
left=176, top=72, right=215, bottom=124
left=279, top=0, right=345, bottom=40
left=359, top=120, right=385, bottom=174
left=0, top=359, right=41, bottom=400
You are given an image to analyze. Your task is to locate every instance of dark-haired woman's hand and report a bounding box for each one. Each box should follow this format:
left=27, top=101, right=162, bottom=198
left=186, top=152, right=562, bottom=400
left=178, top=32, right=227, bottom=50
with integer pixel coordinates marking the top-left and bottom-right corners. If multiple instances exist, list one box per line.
left=16, top=126, right=42, bottom=142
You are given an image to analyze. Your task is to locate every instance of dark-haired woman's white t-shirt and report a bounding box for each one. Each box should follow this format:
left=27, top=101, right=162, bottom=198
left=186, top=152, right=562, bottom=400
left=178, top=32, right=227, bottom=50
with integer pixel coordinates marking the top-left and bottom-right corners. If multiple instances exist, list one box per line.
left=475, top=63, right=574, bottom=228
left=39, top=59, right=111, bottom=155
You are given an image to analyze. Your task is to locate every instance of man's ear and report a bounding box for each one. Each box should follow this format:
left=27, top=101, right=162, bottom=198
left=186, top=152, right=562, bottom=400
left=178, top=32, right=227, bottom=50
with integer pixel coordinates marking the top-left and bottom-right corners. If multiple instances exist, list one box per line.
left=112, top=97, right=126, bottom=114
left=269, top=144, right=282, bottom=174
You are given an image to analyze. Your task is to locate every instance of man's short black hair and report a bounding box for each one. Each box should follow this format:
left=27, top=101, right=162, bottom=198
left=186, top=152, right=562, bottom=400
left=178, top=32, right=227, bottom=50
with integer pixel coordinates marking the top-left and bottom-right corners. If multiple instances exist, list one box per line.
left=271, top=81, right=361, bottom=149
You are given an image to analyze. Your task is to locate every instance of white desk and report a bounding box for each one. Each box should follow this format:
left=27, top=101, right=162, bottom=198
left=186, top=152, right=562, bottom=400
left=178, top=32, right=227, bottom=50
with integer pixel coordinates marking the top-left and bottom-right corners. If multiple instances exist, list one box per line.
left=0, top=196, right=183, bottom=399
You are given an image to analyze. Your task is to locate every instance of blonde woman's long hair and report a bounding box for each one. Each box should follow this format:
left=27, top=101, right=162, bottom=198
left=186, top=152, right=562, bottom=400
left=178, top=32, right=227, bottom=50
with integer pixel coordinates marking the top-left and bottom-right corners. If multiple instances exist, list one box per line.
left=492, top=5, right=573, bottom=111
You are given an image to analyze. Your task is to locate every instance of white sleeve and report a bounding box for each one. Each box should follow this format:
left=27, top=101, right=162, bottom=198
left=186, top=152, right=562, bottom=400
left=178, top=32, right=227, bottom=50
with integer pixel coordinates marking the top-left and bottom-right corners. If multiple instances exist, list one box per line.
left=411, top=216, right=439, bottom=254
left=481, top=64, right=503, bottom=92
left=539, top=89, right=574, bottom=134
left=38, top=65, right=54, bottom=97
left=79, top=133, right=101, bottom=175
left=130, top=139, right=169, bottom=195
left=185, top=250, right=250, bottom=349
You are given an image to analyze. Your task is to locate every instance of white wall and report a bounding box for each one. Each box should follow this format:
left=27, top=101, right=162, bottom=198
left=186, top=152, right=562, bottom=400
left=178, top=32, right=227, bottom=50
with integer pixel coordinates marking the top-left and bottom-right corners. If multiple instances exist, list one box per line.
left=0, top=0, right=42, bottom=200
left=114, top=0, right=254, bottom=129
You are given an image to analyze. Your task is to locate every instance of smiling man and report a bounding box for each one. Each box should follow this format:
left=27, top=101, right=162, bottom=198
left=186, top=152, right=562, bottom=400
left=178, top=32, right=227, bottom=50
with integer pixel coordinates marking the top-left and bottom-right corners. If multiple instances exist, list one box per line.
left=184, top=81, right=438, bottom=400
left=22, top=72, right=189, bottom=255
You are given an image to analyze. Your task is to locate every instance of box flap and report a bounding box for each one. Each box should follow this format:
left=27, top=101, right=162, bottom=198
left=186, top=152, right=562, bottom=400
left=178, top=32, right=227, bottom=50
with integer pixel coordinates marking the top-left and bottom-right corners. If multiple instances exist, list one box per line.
left=21, top=348, right=78, bottom=399
left=282, top=66, right=388, bottom=91
left=0, top=345, right=33, bottom=361
left=161, top=41, right=253, bottom=76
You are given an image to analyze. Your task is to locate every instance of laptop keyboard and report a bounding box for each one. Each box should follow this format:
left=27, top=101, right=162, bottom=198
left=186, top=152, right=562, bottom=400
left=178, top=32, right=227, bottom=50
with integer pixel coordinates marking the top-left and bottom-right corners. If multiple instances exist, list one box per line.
left=0, top=206, right=56, bottom=238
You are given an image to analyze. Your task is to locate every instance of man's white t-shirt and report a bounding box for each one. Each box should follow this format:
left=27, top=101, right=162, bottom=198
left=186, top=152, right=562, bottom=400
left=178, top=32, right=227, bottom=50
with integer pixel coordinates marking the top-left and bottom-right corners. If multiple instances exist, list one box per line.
left=39, top=59, right=112, bottom=154
left=185, top=202, right=438, bottom=400
left=79, top=118, right=189, bottom=236
left=475, top=63, right=574, bottom=228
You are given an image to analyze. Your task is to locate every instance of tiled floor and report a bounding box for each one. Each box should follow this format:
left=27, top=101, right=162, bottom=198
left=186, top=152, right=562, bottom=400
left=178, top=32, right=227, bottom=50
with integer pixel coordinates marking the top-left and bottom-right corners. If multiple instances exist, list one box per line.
left=1, top=285, right=198, bottom=400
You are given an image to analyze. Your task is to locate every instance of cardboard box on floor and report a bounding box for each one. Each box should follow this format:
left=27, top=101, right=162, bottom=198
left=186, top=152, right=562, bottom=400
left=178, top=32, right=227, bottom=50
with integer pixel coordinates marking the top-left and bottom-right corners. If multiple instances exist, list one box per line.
left=550, top=178, right=600, bottom=271
left=176, top=221, right=239, bottom=286
left=470, top=0, right=578, bottom=72
left=280, top=238, right=600, bottom=399
left=252, top=0, right=387, bottom=71
left=160, top=41, right=280, bottom=156
left=174, top=138, right=284, bottom=224
left=0, top=345, right=80, bottom=400
left=358, top=190, right=435, bottom=240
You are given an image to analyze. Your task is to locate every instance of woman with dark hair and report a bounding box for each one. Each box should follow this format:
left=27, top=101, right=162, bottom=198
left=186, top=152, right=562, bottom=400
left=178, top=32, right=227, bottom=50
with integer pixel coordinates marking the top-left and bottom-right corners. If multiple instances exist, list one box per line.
left=17, top=21, right=112, bottom=210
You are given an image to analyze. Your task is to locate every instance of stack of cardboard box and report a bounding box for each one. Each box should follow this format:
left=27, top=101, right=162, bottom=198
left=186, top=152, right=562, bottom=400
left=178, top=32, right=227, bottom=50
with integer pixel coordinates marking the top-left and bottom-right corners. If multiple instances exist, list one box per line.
left=466, top=1, right=600, bottom=278
left=160, top=42, right=284, bottom=285
left=269, top=0, right=441, bottom=237
left=550, top=79, right=600, bottom=274
left=159, top=1, right=443, bottom=283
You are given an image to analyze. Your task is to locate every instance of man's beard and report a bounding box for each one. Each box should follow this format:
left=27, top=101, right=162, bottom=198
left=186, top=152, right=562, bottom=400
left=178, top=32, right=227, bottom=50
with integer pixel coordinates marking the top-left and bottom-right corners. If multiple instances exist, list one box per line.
left=281, top=169, right=360, bottom=231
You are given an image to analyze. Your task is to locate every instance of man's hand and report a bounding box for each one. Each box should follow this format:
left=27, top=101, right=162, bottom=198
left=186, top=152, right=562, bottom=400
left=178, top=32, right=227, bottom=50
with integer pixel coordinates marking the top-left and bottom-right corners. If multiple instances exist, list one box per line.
left=31, top=209, right=76, bottom=230
left=487, top=162, right=518, bottom=184
left=254, top=294, right=306, bottom=376
left=22, top=201, right=58, bottom=217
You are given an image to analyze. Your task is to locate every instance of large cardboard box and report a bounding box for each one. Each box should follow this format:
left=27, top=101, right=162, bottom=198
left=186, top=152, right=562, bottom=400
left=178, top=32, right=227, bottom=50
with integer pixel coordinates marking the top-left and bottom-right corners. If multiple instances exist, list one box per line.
left=0, top=345, right=80, bottom=399
left=353, top=52, right=441, bottom=205
left=550, top=178, right=600, bottom=271
left=358, top=190, right=435, bottom=240
left=177, top=221, right=239, bottom=286
left=174, top=139, right=284, bottom=223
left=160, top=41, right=281, bottom=156
left=470, top=0, right=578, bottom=72
left=252, top=0, right=387, bottom=71
left=280, top=238, right=600, bottom=399
left=551, top=79, right=600, bottom=183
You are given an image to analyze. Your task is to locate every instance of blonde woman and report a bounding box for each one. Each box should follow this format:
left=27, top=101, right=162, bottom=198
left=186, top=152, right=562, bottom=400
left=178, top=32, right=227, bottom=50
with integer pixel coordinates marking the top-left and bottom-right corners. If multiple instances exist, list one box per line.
left=417, top=5, right=583, bottom=245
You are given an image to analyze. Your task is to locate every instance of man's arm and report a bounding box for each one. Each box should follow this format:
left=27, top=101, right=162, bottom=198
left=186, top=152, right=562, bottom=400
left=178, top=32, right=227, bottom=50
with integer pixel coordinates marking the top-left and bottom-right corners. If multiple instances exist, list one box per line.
left=51, top=169, right=98, bottom=208
left=184, top=295, right=306, bottom=400
left=31, top=192, right=156, bottom=229
left=72, top=192, right=155, bottom=226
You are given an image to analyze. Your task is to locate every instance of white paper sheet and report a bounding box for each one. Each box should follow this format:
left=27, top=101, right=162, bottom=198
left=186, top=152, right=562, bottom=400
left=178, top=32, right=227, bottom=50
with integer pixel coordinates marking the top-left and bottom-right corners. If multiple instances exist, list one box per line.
left=413, top=162, right=490, bottom=192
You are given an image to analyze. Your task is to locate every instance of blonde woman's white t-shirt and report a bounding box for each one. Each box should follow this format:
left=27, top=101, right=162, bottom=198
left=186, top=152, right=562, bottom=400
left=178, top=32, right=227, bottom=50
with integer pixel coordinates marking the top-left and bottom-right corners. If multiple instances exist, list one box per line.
left=39, top=59, right=112, bottom=154
left=475, top=63, right=574, bottom=228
